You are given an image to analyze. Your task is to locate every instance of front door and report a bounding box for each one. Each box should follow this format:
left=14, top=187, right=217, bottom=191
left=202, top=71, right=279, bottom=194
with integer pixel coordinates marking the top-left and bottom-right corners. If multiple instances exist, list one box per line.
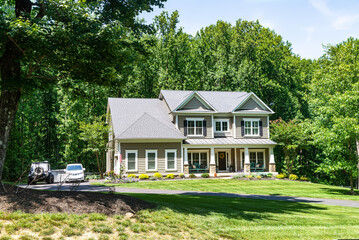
left=218, top=152, right=227, bottom=171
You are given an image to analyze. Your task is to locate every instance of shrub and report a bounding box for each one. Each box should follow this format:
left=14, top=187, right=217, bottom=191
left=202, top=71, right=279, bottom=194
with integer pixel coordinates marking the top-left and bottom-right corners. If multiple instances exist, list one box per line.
left=247, top=175, right=253, bottom=180
left=289, top=174, right=299, bottom=180
left=166, top=174, right=175, bottom=179
left=276, top=173, right=286, bottom=179
left=127, top=174, right=137, bottom=178
left=189, top=173, right=196, bottom=178
left=201, top=173, right=209, bottom=178
left=232, top=174, right=243, bottom=179
left=179, top=173, right=185, bottom=178
left=256, top=175, right=262, bottom=180
left=153, top=172, right=163, bottom=179
left=300, top=176, right=309, bottom=181
left=149, top=177, right=157, bottom=181
left=267, top=173, right=273, bottom=178
left=259, top=173, right=267, bottom=178
left=139, top=174, right=149, bottom=180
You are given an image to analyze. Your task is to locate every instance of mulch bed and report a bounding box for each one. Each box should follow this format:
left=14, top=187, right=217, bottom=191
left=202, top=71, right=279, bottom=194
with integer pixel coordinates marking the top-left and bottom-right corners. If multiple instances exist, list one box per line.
left=0, top=184, right=154, bottom=215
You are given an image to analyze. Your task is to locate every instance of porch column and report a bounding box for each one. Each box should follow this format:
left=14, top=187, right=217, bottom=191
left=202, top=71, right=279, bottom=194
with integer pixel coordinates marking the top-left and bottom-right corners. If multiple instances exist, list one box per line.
left=269, top=147, right=276, bottom=173
left=234, top=148, right=237, bottom=172
left=184, top=147, right=189, bottom=174
left=244, top=147, right=250, bottom=173
left=210, top=147, right=216, bottom=176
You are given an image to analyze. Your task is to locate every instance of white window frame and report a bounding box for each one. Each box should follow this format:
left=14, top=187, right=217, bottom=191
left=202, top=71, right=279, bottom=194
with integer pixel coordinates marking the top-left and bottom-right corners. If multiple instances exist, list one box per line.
left=146, top=150, right=158, bottom=171
left=243, top=118, right=260, bottom=136
left=214, top=119, right=230, bottom=132
left=187, top=150, right=209, bottom=167
left=126, top=150, right=138, bottom=172
left=165, top=149, right=177, bottom=171
left=186, top=118, right=204, bottom=136
left=240, top=149, right=266, bottom=169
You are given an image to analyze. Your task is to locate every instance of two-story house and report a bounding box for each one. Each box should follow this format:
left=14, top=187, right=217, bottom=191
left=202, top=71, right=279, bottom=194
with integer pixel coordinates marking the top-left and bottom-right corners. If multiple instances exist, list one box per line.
left=106, top=90, right=277, bottom=176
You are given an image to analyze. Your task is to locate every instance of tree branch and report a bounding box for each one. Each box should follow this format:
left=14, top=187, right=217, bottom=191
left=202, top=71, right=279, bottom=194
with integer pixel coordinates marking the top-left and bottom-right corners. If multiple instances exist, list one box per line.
left=5, top=33, right=25, bottom=55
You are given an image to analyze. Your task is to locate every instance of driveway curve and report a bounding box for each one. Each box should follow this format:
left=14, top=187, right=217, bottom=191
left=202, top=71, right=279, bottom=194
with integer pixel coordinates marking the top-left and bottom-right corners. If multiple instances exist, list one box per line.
left=19, top=181, right=359, bottom=208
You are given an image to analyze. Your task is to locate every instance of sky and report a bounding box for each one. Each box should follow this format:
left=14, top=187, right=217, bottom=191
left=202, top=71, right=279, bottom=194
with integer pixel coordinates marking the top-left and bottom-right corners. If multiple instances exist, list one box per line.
left=140, top=0, right=359, bottom=59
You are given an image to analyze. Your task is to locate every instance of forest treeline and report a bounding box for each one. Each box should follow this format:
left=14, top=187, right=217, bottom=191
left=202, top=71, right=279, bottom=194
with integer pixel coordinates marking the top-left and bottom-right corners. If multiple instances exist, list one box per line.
left=3, top=11, right=359, bottom=191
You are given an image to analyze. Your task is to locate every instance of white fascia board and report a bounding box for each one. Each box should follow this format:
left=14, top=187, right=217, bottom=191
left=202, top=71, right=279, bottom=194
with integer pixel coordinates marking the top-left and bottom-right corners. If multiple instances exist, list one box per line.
left=183, top=144, right=277, bottom=148
left=174, top=91, right=217, bottom=112
left=116, top=139, right=185, bottom=143
left=231, top=92, right=275, bottom=114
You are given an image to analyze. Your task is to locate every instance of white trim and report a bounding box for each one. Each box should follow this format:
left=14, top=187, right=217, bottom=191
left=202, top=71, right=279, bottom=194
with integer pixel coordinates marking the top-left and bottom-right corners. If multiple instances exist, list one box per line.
left=214, top=119, right=230, bottom=133
left=211, top=115, right=214, bottom=138
left=215, top=149, right=231, bottom=171
left=186, top=118, right=204, bottom=137
left=165, top=149, right=177, bottom=171
left=233, top=116, right=236, bottom=138
left=145, top=149, right=158, bottom=171
left=180, top=142, right=183, bottom=172
left=243, top=119, right=260, bottom=137
left=267, top=116, right=270, bottom=138
left=184, top=147, right=188, bottom=165
left=174, top=91, right=217, bottom=112
left=240, top=149, right=266, bottom=169
left=234, top=148, right=237, bottom=172
left=117, top=139, right=184, bottom=143
left=232, top=92, right=274, bottom=113
left=269, top=147, right=275, bottom=164
left=187, top=150, right=210, bottom=167
left=183, top=144, right=276, bottom=148
left=126, top=150, right=138, bottom=172
left=176, top=115, right=179, bottom=129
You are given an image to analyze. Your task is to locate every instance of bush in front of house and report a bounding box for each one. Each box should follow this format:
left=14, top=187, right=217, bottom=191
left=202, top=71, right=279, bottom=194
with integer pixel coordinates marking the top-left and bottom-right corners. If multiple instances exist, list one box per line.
left=300, top=176, right=309, bottom=181
left=267, top=173, right=273, bottom=178
left=139, top=174, right=149, bottom=180
left=179, top=173, right=185, bottom=178
left=232, top=174, right=243, bottom=179
left=276, top=173, right=286, bottom=179
left=201, top=173, right=209, bottom=178
left=189, top=173, right=196, bottom=178
left=256, top=175, right=262, bottom=180
left=166, top=174, right=175, bottom=179
left=247, top=175, right=253, bottom=180
left=289, top=174, right=299, bottom=180
left=153, top=172, right=163, bottom=179
left=127, top=174, right=137, bottom=178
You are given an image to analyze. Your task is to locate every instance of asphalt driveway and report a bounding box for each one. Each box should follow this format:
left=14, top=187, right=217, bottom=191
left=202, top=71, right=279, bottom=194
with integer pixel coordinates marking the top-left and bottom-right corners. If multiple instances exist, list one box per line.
left=19, top=181, right=359, bottom=208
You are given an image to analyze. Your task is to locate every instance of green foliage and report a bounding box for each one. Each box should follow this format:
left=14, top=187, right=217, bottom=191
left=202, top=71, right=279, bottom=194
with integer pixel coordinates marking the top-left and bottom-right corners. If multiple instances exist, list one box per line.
left=139, top=174, right=149, bottom=180
left=267, top=173, right=273, bottom=178
left=289, top=174, right=299, bottom=180
left=276, top=173, right=286, bottom=179
left=189, top=173, right=196, bottom=178
left=153, top=172, right=163, bottom=179
left=300, top=176, right=309, bottom=181
left=166, top=174, right=174, bottom=179
left=179, top=173, right=185, bottom=179
left=256, top=175, right=262, bottom=180
left=201, top=173, right=209, bottom=178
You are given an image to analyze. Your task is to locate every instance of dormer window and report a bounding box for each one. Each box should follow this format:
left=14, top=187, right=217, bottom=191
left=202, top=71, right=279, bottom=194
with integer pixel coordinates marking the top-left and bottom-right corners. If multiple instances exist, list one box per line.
left=184, top=118, right=207, bottom=136
left=215, top=119, right=229, bottom=132
left=241, top=118, right=262, bottom=136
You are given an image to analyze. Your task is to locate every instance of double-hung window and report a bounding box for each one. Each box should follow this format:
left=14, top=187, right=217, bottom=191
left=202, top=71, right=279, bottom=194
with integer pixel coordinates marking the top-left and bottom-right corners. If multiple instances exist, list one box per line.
left=165, top=149, right=177, bottom=170
left=244, top=118, right=259, bottom=136
left=186, top=118, right=204, bottom=136
left=215, top=119, right=229, bottom=132
left=126, top=150, right=138, bottom=171
left=146, top=150, right=157, bottom=171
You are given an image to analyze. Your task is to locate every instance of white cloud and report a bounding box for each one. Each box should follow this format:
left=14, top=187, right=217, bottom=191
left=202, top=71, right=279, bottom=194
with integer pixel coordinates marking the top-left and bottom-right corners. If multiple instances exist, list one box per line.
left=333, top=15, right=359, bottom=30
left=309, top=0, right=359, bottom=30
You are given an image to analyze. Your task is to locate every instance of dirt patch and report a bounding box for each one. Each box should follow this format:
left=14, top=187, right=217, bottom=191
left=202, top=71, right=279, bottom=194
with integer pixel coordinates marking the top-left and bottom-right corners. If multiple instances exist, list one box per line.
left=0, top=184, right=154, bottom=215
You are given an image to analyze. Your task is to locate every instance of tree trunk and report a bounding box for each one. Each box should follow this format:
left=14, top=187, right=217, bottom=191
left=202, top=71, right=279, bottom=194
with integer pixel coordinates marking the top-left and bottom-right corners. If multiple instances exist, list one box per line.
left=349, top=172, right=355, bottom=195
left=95, top=152, right=103, bottom=179
left=0, top=89, right=22, bottom=185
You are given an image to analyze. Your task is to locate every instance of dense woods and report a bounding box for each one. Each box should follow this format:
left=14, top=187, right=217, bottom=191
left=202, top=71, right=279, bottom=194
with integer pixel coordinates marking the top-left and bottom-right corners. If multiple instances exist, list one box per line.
left=1, top=7, right=358, bottom=190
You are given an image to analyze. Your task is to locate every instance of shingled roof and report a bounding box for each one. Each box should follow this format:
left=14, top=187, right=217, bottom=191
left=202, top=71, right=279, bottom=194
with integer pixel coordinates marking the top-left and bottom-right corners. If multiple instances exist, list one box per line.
left=108, top=98, right=185, bottom=140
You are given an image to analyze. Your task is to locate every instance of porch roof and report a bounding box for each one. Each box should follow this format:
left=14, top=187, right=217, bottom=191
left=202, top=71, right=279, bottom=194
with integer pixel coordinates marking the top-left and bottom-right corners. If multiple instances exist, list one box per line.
left=184, top=137, right=277, bottom=145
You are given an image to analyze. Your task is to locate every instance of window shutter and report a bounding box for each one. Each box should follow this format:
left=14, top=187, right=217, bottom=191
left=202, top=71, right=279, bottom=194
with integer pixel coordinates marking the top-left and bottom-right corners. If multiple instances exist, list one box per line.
left=184, top=120, right=188, bottom=136
left=241, top=121, right=244, bottom=136
left=259, top=121, right=263, bottom=136
left=203, top=120, right=207, bottom=136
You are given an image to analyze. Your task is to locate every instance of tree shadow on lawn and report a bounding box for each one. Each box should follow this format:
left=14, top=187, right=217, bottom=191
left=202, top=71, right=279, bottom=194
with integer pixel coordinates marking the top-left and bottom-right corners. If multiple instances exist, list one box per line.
left=130, top=193, right=327, bottom=221
left=319, top=187, right=359, bottom=197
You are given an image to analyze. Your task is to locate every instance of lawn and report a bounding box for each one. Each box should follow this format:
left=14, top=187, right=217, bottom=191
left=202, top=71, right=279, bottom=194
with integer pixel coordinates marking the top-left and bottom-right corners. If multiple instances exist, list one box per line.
left=1, top=194, right=359, bottom=239
left=93, top=179, right=359, bottom=201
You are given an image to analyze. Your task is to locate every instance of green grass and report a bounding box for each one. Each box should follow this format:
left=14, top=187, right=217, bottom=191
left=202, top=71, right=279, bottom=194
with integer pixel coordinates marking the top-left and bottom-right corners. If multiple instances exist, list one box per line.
left=1, top=194, right=359, bottom=239
left=93, top=179, right=359, bottom=201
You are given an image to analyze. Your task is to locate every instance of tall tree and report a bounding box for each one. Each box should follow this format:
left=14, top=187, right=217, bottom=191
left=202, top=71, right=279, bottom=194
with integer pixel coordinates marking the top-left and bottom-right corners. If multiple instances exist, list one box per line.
left=0, top=0, right=166, bottom=184
left=309, top=38, right=359, bottom=194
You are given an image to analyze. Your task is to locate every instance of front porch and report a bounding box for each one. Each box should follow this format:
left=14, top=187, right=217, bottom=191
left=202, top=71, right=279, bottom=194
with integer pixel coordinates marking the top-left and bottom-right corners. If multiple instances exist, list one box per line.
left=183, top=146, right=277, bottom=176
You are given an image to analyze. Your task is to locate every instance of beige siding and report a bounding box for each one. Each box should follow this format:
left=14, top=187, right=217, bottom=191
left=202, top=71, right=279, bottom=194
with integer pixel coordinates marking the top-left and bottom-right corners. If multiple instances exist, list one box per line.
left=238, top=98, right=265, bottom=110
left=181, top=97, right=210, bottom=110
left=235, top=116, right=268, bottom=139
left=178, top=116, right=213, bottom=138
left=214, top=117, right=233, bottom=137
left=121, top=142, right=182, bottom=175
